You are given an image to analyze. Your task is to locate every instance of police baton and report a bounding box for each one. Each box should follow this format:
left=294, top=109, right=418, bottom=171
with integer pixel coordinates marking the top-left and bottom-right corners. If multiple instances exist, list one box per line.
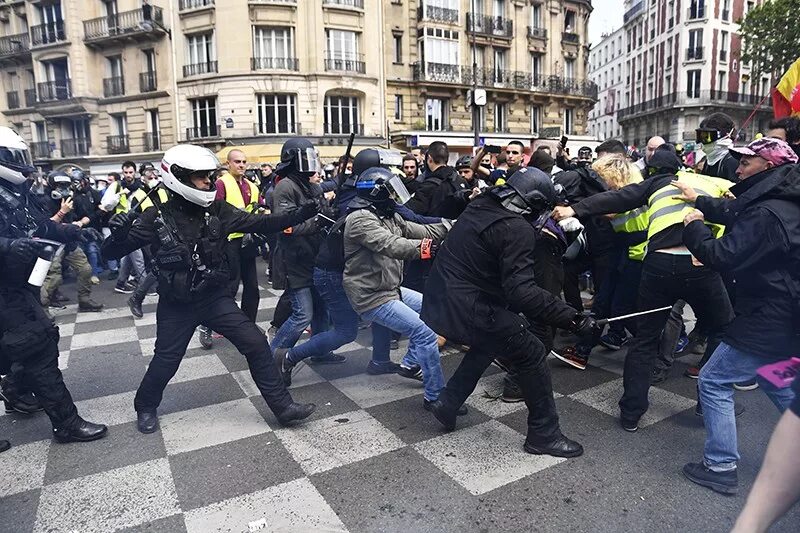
left=595, top=306, right=673, bottom=326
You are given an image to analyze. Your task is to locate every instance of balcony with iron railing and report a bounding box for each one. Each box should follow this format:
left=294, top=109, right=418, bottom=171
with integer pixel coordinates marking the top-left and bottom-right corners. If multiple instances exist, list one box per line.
left=37, top=80, right=71, bottom=102
left=250, top=56, right=299, bottom=71
left=6, top=91, right=20, bottom=110
left=186, top=124, right=220, bottom=140
left=61, top=138, right=91, bottom=157
left=322, top=0, right=364, bottom=9
left=31, top=21, right=67, bottom=47
left=324, top=123, right=364, bottom=135
left=417, top=4, right=459, bottom=23
left=623, top=1, right=644, bottom=22
left=139, top=71, right=157, bottom=92
left=179, top=0, right=214, bottom=11
left=617, top=90, right=772, bottom=121
left=0, top=33, right=30, bottom=61
left=254, top=122, right=302, bottom=135
left=103, top=76, right=124, bottom=98
left=686, top=5, right=706, bottom=20
left=30, top=141, right=51, bottom=160
left=142, top=132, right=161, bottom=152
left=107, top=134, right=130, bottom=154
left=686, top=46, right=704, bottom=61
left=466, top=14, right=513, bottom=39
left=84, top=7, right=166, bottom=45
left=562, top=31, right=580, bottom=44
left=527, top=26, right=546, bottom=39
left=324, top=53, right=365, bottom=73
left=183, top=60, right=218, bottom=77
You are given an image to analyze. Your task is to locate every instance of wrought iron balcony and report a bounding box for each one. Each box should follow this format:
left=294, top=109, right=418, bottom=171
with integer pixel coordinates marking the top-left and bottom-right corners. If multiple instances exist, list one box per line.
left=30, top=141, right=52, bottom=160
left=617, top=90, right=772, bottom=122
left=527, top=26, right=546, bottom=39
left=140, top=71, right=157, bottom=92
left=84, top=7, right=166, bottom=45
left=254, top=122, right=302, bottom=135
left=31, top=21, right=66, bottom=47
left=6, top=91, right=19, bottom=110
left=250, top=57, right=299, bottom=71
left=103, top=76, right=124, bottom=98
left=324, top=53, right=365, bottom=74
left=686, top=47, right=704, bottom=61
left=412, top=61, right=461, bottom=83
left=623, top=1, right=644, bottom=22
left=186, top=125, right=220, bottom=140
left=687, top=5, right=706, bottom=20
left=466, top=14, right=513, bottom=39
left=562, top=31, right=580, bottom=44
left=183, top=61, right=218, bottom=77
left=107, top=134, right=130, bottom=154
left=143, top=132, right=161, bottom=152
left=179, top=0, right=214, bottom=11
left=324, top=123, right=364, bottom=135
left=0, top=33, right=30, bottom=60
left=37, top=80, right=71, bottom=102
left=417, top=4, right=459, bottom=23
left=322, top=0, right=364, bottom=8
left=61, top=138, right=91, bottom=157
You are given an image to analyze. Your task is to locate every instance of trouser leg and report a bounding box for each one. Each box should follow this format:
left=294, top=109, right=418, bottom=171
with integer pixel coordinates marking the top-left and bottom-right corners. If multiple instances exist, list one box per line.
left=654, top=300, right=686, bottom=372
left=131, top=271, right=158, bottom=303
left=239, top=255, right=260, bottom=323
left=271, top=291, right=292, bottom=329
left=65, top=248, right=92, bottom=303
left=21, top=347, right=80, bottom=430
left=41, top=252, right=64, bottom=305
left=227, top=239, right=243, bottom=298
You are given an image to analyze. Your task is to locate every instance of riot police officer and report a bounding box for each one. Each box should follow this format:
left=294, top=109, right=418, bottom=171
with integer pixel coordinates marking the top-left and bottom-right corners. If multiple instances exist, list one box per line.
left=0, top=125, right=108, bottom=446
left=102, top=144, right=319, bottom=434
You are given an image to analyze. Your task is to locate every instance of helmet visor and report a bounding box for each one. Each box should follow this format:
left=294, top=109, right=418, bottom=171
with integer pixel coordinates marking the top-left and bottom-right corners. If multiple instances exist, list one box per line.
left=0, top=146, right=35, bottom=176
left=387, top=175, right=412, bottom=204
left=695, top=128, right=721, bottom=144
left=374, top=149, right=404, bottom=168
left=292, top=147, right=322, bottom=174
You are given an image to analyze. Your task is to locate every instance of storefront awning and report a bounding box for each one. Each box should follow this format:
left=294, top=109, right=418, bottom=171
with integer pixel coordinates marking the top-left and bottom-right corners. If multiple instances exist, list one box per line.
left=216, top=144, right=374, bottom=164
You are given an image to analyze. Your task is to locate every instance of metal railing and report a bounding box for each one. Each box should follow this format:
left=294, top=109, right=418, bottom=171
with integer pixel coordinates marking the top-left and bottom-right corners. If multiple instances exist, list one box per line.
left=143, top=132, right=161, bottom=152
left=324, top=54, right=365, bottom=73
left=0, top=33, right=30, bottom=58
left=527, top=26, right=546, bottom=39
left=6, top=91, right=19, bottom=110
left=254, top=122, right=302, bottom=135
left=623, top=1, right=644, bottom=22
left=140, top=71, right=157, bottom=92
left=30, top=141, right=51, bottom=159
left=103, top=76, right=124, bottom=97
left=324, top=123, right=364, bottom=135
left=37, top=80, right=71, bottom=102
left=250, top=57, right=299, bottom=70
left=31, top=21, right=66, bottom=46
left=418, top=4, right=459, bottom=23
left=183, top=61, right=218, bottom=77
left=686, top=5, right=706, bottom=19
left=84, top=7, right=165, bottom=41
left=61, top=138, right=91, bottom=157
left=186, top=125, right=220, bottom=139
left=562, top=31, right=579, bottom=43
left=618, top=90, right=773, bottom=121
left=179, top=0, right=214, bottom=10
left=107, top=134, right=130, bottom=154
left=466, top=14, right=513, bottom=38
left=322, top=0, right=364, bottom=8
left=686, top=47, right=704, bottom=60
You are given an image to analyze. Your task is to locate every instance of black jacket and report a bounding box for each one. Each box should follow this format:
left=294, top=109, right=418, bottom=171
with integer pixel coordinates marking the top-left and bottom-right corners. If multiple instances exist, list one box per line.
left=405, top=165, right=469, bottom=218
left=685, top=164, right=800, bottom=357
left=421, top=195, right=576, bottom=346
left=555, top=166, right=615, bottom=256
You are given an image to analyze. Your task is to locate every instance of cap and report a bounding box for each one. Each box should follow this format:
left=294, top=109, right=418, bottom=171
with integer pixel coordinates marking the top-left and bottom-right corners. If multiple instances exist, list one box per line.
left=729, top=137, right=799, bottom=166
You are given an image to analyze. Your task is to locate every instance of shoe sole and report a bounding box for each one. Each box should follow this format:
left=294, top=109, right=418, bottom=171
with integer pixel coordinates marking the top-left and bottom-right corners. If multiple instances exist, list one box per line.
left=550, top=351, right=587, bottom=370
left=523, top=443, right=584, bottom=458
left=114, top=288, right=134, bottom=294
left=366, top=365, right=399, bottom=375
left=307, top=358, right=347, bottom=365
left=277, top=405, right=317, bottom=426
left=500, top=397, right=525, bottom=403
left=684, top=372, right=699, bottom=380
left=78, top=307, right=103, bottom=312
left=733, top=384, right=759, bottom=391
left=599, top=341, right=623, bottom=351
left=128, top=302, right=144, bottom=319
left=682, top=470, right=738, bottom=495
left=138, top=424, right=159, bottom=434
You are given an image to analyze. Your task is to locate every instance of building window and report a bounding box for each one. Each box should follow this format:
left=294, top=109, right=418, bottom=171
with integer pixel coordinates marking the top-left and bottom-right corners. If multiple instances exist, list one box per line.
left=111, top=113, right=127, bottom=136
left=393, top=34, right=402, bottom=64
left=145, top=109, right=160, bottom=151
left=564, top=10, right=576, bottom=32
left=720, top=31, right=729, bottom=62
left=185, top=32, right=216, bottom=75
left=530, top=104, right=541, bottom=133
left=257, top=94, right=297, bottom=134
left=394, top=94, right=403, bottom=121
left=253, top=27, right=295, bottom=70
left=563, top=108, right=574, bottom=135
left=565, top=58, right=575, bottom=82
left=531, top=4, right=542, bottom=27
left=425, top=97, right=447, bottom=131
left=493, top=48, right=506, bottom=82
left=722, top=0, right=731, bottom=20
left=494, top=103, right=506, bottom=132
left=687, top=70, right=701, bottom=98
left=324, top=95, right=360, bottom=135
left=326, top=29, right=360, bottom=69
left=189, top=97, right=218, bottom=138
left=717, top=71, right=727, bottom=93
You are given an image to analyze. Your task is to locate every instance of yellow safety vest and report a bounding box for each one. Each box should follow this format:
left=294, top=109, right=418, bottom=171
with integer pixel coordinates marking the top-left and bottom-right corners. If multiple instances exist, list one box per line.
left=645, top=171, right=733, bottom=241
left=130, top=187, right=169, bottom=212
left=113, top=181, right=128, bottom=214
left=219, top=172, right=260, bottom=240
left=611, top=205, right=649, bottom=261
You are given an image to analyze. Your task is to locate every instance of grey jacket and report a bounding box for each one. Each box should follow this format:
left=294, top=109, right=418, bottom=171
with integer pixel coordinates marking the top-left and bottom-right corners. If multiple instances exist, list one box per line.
left=272, top=176, right=323, bottom=290
left=343, top=208, right=449, bottom=314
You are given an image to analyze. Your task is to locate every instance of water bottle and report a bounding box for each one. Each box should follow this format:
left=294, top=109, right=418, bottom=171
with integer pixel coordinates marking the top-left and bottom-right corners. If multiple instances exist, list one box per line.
left=28, top=244, right=55, bottom=287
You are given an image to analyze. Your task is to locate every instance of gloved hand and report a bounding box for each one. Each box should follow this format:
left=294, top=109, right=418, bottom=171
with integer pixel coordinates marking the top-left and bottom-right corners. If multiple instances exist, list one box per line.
left=81, top=227, right=103, bottom=243
left=420, top=238, right=439, bottom=260
left=8, top=239, right=37, bottom=264
left=108, top=212, right=133, bottom=240
left=297, top=200, right=319, bottom=221
left=571, top=313, right=601, bottom=339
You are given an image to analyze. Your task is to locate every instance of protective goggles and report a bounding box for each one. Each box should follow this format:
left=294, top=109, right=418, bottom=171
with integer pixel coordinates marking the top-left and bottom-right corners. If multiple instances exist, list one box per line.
left=288, top=147, right=322, bottom=174
left=695, top=128, right=726, bottom=144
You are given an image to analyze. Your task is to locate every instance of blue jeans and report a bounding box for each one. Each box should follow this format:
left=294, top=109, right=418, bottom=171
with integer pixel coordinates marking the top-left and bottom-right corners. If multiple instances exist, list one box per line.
left=82, top=241, right=103, bottom=276
left=361, top=288, right=444, bottom=401
left=270, top=286, right=328, bottom=351
left=699, top=342, right=796, bottom=471
left=289, top=269, right=358, bottom=363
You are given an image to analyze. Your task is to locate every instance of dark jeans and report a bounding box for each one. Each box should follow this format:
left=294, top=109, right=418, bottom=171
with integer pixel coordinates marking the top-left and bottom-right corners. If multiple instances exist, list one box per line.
left=619, top=253, right=733, bottom=420
left=563, top=250, right=611, bottom=312
left=289, top=268, right=359, bottom=362
left=271, top=291, right=292, bottom=329
left=608, top=257, right=643, bottom=336
left=439, top=329, right=562, bottom=443
left=654, top=300, right=687, bottom=372
left=134, top=290, right=293, bottom=415
left=227, top=239, right=260, bottom=323
left=530, top=235, right=565, bottom=352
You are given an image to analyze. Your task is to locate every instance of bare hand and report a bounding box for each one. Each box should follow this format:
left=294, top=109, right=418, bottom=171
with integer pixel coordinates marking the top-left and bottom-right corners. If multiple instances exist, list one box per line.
left=324, top=191, right=336, bottom=201
left=468, top=187, right=481, bottom=200
left=552, top=205, right=575, bottom=221
left=722, top=190, right=736, bottom=200
left=671, top=181, right=699, bottom=203
left=684, top=209, right=705, bottom=225
left=60, top=197, right=74, bottom=213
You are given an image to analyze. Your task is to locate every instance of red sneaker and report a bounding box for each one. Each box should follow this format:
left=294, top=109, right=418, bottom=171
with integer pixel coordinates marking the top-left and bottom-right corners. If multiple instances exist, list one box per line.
left=684, top=366, right=700, bottom=379
left=550, top=346, right=588, bottom=370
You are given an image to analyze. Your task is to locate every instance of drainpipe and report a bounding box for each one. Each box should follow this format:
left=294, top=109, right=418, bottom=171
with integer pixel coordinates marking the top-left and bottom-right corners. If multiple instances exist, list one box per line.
left=168, top=0, right=181, bottom=147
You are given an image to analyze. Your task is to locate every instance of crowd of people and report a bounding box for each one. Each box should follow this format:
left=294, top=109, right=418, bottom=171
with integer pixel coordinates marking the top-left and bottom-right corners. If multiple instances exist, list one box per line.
left=1, top=108, right=799, bottom=530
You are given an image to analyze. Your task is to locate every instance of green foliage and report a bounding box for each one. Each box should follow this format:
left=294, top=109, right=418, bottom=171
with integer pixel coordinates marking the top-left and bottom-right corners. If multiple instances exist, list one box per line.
left=739, top=0, right=800, bottom=79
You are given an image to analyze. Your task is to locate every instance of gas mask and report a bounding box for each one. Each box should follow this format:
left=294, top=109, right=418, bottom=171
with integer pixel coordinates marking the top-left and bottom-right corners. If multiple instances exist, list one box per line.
left=50, top=186, right=73, bottom=201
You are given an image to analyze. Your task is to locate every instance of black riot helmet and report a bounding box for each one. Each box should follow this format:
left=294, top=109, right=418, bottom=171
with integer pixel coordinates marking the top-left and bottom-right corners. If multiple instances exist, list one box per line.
left=48, top=170, right=73, bottom=200
left=455, top=155, right=472, bottom=170
left=276, top=137, right=321, bottom=176
left=352, top=148, right=404, bottom=176
left=70, top=167, right=88, bottom=190
left=355, top=166, right=412, bottom=204
left=496, top=167, right=558, bottom=231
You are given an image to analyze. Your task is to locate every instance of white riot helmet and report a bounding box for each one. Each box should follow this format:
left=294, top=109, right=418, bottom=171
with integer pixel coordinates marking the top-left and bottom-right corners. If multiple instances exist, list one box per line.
left=160, top=144, right=220, bottom=207
left=0, top=126, right=36, bottom=185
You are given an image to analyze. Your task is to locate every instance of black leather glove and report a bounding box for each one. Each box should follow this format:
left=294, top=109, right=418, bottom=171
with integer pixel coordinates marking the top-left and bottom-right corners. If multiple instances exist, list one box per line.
left=108, top=212, right=132, bottom=240
left=297, top=201, right=319, bottom=221
left=81, top=227, right=103, bottom=243
left=571, top=314, right=601, bottom=338
left=8, top=239, right=37, bottom=264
